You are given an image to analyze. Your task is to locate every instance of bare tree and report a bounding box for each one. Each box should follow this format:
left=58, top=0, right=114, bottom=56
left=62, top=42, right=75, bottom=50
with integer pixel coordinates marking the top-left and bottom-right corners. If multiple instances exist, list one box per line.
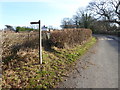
left=74, top=8, right=96, bottom=29
left=60, top=18, right=74, bottom=28
left=87, top=0, right=120, bottom=25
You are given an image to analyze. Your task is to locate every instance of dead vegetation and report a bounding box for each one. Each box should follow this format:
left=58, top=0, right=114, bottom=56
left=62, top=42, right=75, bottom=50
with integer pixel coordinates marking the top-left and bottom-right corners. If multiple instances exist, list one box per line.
left=2, top=29, right=96, bottom=88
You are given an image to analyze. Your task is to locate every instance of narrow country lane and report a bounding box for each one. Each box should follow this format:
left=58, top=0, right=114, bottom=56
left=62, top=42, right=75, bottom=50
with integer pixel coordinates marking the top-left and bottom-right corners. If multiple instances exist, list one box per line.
left=58, top=35, right=119, bottom=88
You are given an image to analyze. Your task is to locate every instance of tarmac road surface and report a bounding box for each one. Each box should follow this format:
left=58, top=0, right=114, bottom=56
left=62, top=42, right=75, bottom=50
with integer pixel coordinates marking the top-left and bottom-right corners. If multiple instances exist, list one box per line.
left=58, top=35, right=119, bottom=88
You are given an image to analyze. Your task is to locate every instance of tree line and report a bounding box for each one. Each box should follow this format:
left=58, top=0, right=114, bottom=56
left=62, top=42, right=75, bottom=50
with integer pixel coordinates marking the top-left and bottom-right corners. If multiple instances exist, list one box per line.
left=5, top=25, right=35, bottom=32
left=61, top=0, right=120, bottom=34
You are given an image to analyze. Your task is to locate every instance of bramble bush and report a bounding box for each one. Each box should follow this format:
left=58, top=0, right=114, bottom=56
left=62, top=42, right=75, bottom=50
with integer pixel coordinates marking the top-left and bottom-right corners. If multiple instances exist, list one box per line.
left=50, top=28, right=92, bottom=48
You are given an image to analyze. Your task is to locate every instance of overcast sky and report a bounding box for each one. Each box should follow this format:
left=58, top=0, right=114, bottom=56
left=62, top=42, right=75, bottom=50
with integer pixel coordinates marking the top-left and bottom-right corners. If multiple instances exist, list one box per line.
left=0, top=0, right=92, bottom=29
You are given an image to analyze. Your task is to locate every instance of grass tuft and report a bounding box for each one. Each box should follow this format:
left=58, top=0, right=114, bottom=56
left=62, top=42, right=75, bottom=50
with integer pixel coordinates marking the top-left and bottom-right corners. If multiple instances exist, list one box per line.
left=3, top=36, right=96, bottom=88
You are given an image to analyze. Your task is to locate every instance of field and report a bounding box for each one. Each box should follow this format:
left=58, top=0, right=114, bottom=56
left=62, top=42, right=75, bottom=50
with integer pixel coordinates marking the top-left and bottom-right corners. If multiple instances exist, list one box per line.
left=2, top=31, right=40, bottom=88
left=2, top=30, right=96, bottom=88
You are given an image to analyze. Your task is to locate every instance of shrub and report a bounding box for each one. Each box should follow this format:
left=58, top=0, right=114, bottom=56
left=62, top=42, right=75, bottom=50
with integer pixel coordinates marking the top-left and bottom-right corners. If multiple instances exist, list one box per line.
left=50, top=28, right=92, bottom=48
left=16, top=26, right=34, bottom=32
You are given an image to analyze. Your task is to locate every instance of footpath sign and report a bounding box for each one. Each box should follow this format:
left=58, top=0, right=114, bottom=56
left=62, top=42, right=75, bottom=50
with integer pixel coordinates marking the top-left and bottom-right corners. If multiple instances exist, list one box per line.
left=30, top=20, right=42, bottom=64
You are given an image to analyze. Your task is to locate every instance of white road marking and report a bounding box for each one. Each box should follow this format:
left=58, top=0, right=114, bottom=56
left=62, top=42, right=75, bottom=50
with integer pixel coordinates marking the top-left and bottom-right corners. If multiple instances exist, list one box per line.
left=99, top=37, right=113, bottom=40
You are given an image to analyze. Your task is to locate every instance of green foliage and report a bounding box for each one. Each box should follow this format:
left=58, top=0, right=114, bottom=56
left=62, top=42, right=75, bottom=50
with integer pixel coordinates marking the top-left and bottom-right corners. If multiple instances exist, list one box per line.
left=80, top=13, right=93, bottom=29
left=61, top=12, right=96, bottom=29
left=16, top=26, right=21, bottom=32
left=16, top=26, right=34, bottom=32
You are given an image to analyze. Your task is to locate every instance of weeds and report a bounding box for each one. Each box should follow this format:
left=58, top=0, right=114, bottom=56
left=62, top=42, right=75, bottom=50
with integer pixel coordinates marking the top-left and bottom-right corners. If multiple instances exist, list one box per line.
left=2, top=31, right=96, bottom=88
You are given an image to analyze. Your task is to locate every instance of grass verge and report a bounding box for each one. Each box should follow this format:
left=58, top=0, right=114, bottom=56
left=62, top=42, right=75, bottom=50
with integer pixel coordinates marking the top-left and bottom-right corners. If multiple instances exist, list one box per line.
left=3, top=37, right=96, bottom=88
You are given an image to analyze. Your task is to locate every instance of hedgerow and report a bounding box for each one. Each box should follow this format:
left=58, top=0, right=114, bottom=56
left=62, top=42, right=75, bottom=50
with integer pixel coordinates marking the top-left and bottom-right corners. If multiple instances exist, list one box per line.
left=50, top=28, right=92, bottom=48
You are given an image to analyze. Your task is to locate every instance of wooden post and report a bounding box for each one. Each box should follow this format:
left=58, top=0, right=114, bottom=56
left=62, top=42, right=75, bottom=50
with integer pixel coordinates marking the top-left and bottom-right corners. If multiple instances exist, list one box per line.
left=39, top=20, right=42, bottom=64
left=30, top=20, right=42, bottom=64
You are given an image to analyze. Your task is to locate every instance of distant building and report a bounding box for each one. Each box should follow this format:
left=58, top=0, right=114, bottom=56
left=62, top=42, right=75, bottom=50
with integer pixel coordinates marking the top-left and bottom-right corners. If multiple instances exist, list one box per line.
left=41, top=25, right=49, bottom=31
left=4, top=25, right=16, bottom=32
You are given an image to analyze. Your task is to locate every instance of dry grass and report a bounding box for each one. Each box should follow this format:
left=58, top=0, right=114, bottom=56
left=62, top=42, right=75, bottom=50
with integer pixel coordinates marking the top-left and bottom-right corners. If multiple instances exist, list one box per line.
left=2, top=31, right=96, bottom=88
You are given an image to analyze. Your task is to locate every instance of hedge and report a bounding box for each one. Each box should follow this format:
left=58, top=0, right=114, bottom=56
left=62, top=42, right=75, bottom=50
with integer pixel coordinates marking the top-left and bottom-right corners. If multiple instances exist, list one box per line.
left=50, top=28, right=92, bottom=48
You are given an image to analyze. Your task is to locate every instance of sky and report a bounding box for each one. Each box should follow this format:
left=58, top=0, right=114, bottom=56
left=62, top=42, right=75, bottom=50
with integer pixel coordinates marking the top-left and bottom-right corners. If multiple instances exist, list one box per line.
left=0, top=0, right=92, bottom=30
